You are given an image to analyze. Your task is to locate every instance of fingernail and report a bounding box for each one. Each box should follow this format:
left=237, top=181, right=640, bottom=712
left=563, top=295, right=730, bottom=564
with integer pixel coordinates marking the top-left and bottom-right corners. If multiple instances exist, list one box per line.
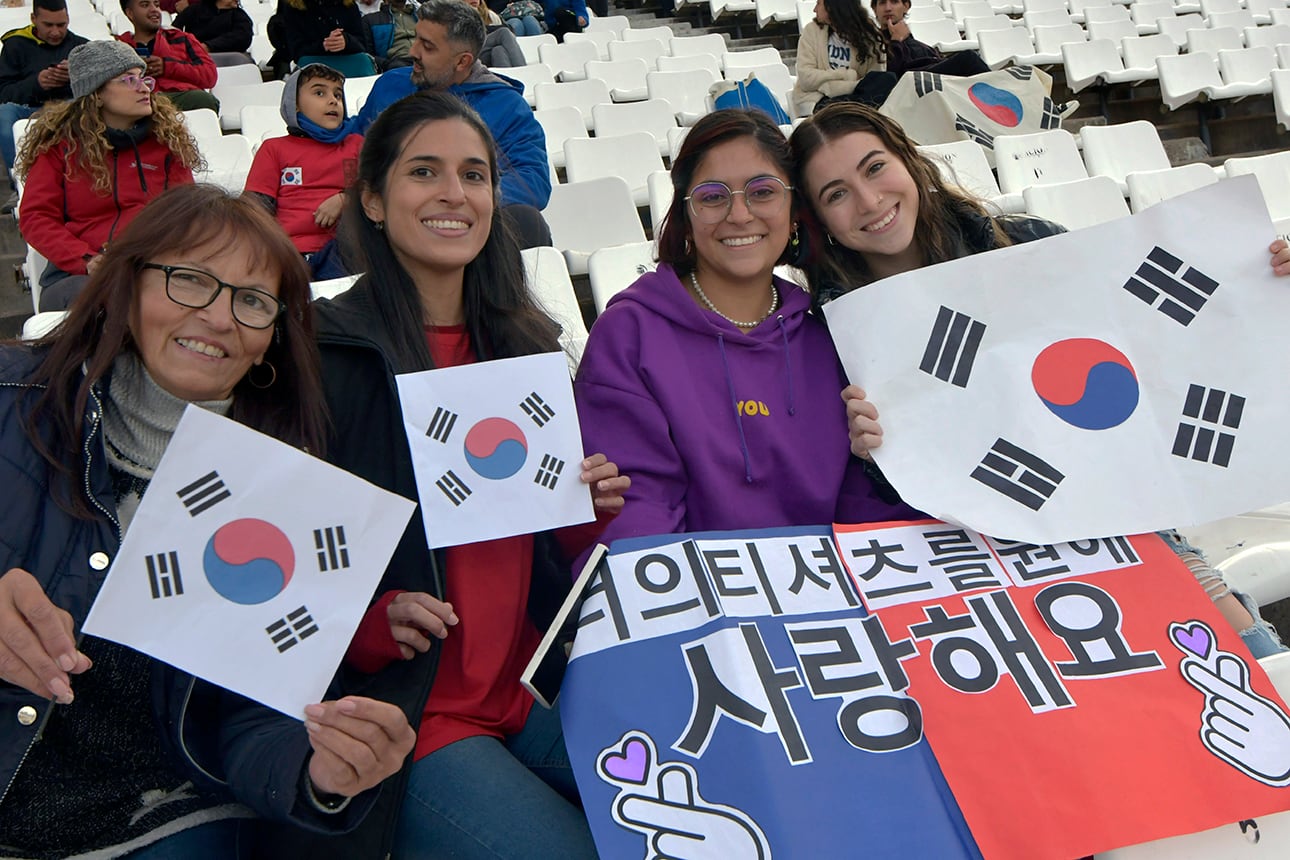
left=57, top=654, right=76, bottom=672
left=305, top=719, right=321, bottom=732
left=304, top=704, right=324, bottom=719
left=448, top=612, right=459, bottom=625
left=338, top=699, right=357, bottom=714
left=48, top=678, right=73, bottom=705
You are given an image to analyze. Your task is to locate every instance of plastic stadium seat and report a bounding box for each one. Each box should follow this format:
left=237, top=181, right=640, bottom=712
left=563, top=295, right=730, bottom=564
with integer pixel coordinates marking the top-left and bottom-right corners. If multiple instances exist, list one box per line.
left=646, top=68, right=719, bottom=125
left=1069, top=0, right=1113, bottom=23
left=1062, top=39, right=1129, bottom=90
left=963, top=14, right=1018, bottom=45
left=1130, top=0, right=1175, bottom=34
left=520, top=245, right=588, bottom=347
left=722, top=46, right=782, bottom=74
left=586, top=58, right=650, bottom=102
left=539, top=40, right=599, bottom=82
left=213, top=80, right=284, bottom=131
left=180, top=108, right=223, bottom=150
left=195, top=134, right=254, bottom=192
left=1155, top=14, right=1206, bottom=48
left=1243, top=24, right=1290, bottom=50
left=1274, top=69, right=1290, bottom=133
left=215, top=62, right=261, bottom=89
left=756, top=0, right=800, bottom=29
left=503, top=63, right=555, bottom=108
left=909, top=18, right=978, bottom=52
left=1031, top=21, right=1088, bottom=60
left=730, top=63, right=794, bottom=112
left=951, top=0, right=995, bottom=24
left=917, top=139, right=1024, bottom=212
left=669, top=33, right=727, bottom=60
left=564, top=133, right=665, bottom=206
left=1223, top=151, right=1290, bottom=224
left=585, top=14, right=630, bottom=35
left=588, top=241, right=656, bottom=313
left=1125, top=163, right=1219, bottom=212
left=993, top=129, right=1089, bottom=194
left=516, top=33, right=556, bottom=65
left=1206, top=10, right=1257, bottom=32
left=534, top=105, right=587, bottom=170
left=1080, top=4, right=1129, bottom=26
left=608, top=38, right=668, bottom=71
left=667, top=125, right=691, bottom=160
left=1245, top=0, right=1286, bottom=24
left=342, top=75, right=379, bottom=113
left=565, top=30, right=614, bottom=61
left=622, top=25, right=675, bottom=43
left=657, top=52, right=723, bottom=78
left=239, top=104, right=288, bottom=151
left=534, top=79, right=612, bottom=131
left=592, top=99, right=677, bottom=156
left=1023, top=176, right=1129, bottom=229
left=1199, top=0, right=1241, bottom=16
left=978, top=27, right=1038, bottom=68
left=1119, top=34, right=1175, bottom=78
left=1079, top=120, right=1170, bottom=193
left=1022, top=0, right=1068, bottom=13
left=1022, top=8, right=1072, bottom=31
left=1185, top=26, right=1243, bottom=59
left=1210, top=46, right=1276, bottom=99
left=542, top=177, right=648, bottom=275
left=1156, top=52, right=1221, bottom=109
left=647, top=168, right=674, bottom=232
left=1085, top=16, right=1137, bottom=42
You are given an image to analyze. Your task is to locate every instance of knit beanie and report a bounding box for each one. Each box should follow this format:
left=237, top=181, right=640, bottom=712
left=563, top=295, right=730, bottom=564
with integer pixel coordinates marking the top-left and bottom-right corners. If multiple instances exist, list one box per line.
left=70, top=40, right=146, bottom=99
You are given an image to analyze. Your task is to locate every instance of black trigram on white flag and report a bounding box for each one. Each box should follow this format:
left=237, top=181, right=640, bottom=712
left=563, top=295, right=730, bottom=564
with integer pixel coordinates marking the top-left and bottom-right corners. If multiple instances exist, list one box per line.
left=534, top=454, right=564, bottom=490
left=971, top=438, right=1065, bottom=511
left=954, top=115, right=993, bottom=148
left=520, top=392, right=556, bottom=428
left=1172, top=384, right=1245, bottom=468
left=919, top=306, right=985, bottom=388
left=145, top=551, right=183, bottom=599
left=176, top=470, right=230, bottom=516
left=425, top=406, right=458, bottom=443
left=266, top=606, right=318, bottom=653
left=1038, top=97, right=1063, bottom=129
left=1123, top=247, right=1219, bottom=326
left=914, top=71, right=943, bottom=97
left=314, top=526, right=350, bottom=571
left=436, top=470, right=472, bottom=506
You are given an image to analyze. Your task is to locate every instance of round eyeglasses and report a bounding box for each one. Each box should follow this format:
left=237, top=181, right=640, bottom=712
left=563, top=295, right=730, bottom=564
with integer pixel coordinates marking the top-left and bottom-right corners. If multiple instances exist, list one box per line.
left=685, top=176, right=793, bottom=225
left=114, top=73, right=157, bottom=92
left=142, top=263, right=285, bottom=330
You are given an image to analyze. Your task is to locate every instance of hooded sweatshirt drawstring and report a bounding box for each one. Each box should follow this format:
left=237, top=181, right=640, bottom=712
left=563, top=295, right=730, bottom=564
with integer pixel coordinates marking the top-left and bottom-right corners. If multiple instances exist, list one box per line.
left=717, top=332, right=754, bottom=484
left=777, top=314, right=795, bottom=416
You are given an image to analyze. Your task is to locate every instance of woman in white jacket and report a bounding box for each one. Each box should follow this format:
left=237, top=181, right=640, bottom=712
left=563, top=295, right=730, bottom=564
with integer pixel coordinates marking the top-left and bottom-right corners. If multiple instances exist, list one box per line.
left=791, top=0, right=887, bottom=114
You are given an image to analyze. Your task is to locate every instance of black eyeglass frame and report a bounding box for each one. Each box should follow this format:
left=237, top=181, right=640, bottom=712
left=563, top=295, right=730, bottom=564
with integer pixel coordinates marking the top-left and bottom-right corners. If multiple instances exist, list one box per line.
left=140, top=262, right=286, bottom=330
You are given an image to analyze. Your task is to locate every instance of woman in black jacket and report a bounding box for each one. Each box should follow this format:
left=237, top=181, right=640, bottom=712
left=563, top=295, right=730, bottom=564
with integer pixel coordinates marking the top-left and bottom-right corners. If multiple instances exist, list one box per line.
left=273, top=0, right=366, bottom=67
left=174, top=0, right=255, bottom=56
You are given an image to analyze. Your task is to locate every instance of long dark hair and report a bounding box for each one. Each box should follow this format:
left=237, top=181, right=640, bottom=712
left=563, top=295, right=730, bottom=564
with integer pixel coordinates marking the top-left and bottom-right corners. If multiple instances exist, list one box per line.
left=789, top=101, right=1011, bottom=298
left=19, top=184, right=327, bottom=517
left=821, top=0, right=885, bottom=65
left=657, top=108, right=801, bottom=279
left=338, top=91, right=559, bottom=371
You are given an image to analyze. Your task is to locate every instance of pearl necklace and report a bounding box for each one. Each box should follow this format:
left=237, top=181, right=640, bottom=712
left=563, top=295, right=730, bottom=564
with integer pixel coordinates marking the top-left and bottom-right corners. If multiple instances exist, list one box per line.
left=689, top=272, right=780, bottom=329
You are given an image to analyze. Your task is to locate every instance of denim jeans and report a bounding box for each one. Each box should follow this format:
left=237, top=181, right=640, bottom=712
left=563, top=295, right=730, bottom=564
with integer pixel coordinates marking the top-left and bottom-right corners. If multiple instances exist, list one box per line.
left=124, top=818, right=246, bottom=859
left=393, top=703, right=598, bottom=859
left=0, top=102, right=37, bottom=171
left=505, top=15, right=542, bottom=36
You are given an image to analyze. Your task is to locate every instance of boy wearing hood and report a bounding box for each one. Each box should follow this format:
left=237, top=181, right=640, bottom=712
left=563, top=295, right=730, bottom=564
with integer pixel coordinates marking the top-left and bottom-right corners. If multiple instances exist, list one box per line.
left=244, top=64, right=362, bottom=259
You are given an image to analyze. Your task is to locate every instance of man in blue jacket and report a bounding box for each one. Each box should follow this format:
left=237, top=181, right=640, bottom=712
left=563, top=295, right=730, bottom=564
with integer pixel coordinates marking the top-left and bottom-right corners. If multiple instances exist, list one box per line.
left=355, top=0, right=551, bottom=217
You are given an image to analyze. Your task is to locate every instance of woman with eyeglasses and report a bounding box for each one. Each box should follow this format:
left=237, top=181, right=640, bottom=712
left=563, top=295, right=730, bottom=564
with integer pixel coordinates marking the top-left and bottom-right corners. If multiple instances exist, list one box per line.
left=0, top=183, right=415, bottom=857
left=16, top=40, right=200, bottom=313
left=574, top=108, right=918, bottom=554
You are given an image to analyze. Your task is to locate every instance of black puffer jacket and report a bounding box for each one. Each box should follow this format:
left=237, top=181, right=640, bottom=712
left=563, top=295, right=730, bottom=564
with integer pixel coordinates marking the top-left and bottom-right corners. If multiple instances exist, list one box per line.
left=0, top=25, right=88, bottom=105
left=173, top=0, right=255, bottom=54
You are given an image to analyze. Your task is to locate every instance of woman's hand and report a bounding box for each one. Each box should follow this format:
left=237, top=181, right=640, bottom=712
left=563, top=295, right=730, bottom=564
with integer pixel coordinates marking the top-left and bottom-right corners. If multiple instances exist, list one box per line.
left=304, top=696, right=416, bottom=796
left=841, top=385, right=884, bottom=461
left=581, top=453, right=630, bottom=514
left=314, top=193, right=345, bottom=228
left=85, top=254, right=105, bottom=277
left=1270, top=239, right=1290, bottom=277
left=385, top=592, right=457, bottom=660
left=323, top=28, right=347, bottom=53
left=0, top=568, right=93, bottom=704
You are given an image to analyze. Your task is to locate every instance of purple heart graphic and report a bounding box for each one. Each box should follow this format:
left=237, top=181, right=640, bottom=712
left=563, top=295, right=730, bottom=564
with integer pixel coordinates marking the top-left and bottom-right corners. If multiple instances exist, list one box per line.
left=1173, top=623, right=1213, bottom=661
left=603, top=737, right=650, bottom=785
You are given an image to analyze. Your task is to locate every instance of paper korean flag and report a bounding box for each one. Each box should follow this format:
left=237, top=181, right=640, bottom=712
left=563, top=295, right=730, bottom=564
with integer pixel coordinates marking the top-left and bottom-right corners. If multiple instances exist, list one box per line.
left=83, top=406, right=415, bottom=718
left=397, top=351, right=594, bottom=548
left=824, top=177, right=1290, bottom=544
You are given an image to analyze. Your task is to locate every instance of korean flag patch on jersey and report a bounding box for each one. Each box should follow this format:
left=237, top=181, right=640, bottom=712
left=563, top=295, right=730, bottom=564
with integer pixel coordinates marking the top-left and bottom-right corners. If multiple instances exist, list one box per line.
left=281, top=167, right=302, bottom=186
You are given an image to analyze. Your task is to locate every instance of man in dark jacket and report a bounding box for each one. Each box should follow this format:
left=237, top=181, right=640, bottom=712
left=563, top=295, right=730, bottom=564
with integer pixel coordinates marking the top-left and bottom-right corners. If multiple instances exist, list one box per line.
left=118, top=0, right=220, bottom=111
left=360, top=0, right=415, bottom=70
left=0, top=0, right=87, bottom=176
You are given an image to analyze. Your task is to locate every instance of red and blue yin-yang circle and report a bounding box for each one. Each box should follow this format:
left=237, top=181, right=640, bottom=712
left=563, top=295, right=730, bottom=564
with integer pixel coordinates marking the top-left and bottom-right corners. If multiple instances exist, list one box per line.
left=968, top=83, right=1023, bottom=127
left=203, top=518, right=295, bottom=605
left=1031, top=338, right=1139, bottom=431
left=463, top=417, right=528, bottom=480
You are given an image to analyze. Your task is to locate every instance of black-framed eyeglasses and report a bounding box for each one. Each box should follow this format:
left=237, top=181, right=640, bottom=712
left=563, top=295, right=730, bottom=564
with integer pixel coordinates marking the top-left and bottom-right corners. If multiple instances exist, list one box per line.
left=141, top=263, right=285, bottom=330
left=685, top=176, right=793, bottom=225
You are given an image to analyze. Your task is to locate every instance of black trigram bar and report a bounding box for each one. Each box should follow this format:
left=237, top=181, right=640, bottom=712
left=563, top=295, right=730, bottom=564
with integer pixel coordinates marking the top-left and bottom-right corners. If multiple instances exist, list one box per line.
left=534, top=454, right=565, bottom=490
left=436, top=470, right=472, bottom=506
left=954, top=115, right=993, bottom=148
left=145, top=551, right=184, bottom=599
left=919, top=306, right=986, bottom=388
left=313, top=526, right=350, bottom=571
left=1005, top=66, right=1034, bottom=80
left=176, top=470, right=231, bottom=516
left=1039, top=97, right=1062, bottom=129
left=520, top=392, right=556, bottom=428
left=266, top=606, right=319, bottom=653
left=914, top=71, right=943, bottom=97
left=425, top=407, right=458, bottom=443
left=970, top=438, right=1064, bottom=511
left=1171, top=384, right=1245, bottom=468
left=1122, top=246, right=1219, bottom=326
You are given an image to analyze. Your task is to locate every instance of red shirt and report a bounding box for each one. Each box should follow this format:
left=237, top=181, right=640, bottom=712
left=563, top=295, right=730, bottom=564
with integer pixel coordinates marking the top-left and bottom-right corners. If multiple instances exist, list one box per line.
left=244, top=134, right=363, bottom=254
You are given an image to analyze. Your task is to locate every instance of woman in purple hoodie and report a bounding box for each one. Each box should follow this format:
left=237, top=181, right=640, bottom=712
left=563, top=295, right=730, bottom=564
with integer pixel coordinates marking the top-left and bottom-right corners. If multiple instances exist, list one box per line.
left=574, top=109, right=918, bottom=549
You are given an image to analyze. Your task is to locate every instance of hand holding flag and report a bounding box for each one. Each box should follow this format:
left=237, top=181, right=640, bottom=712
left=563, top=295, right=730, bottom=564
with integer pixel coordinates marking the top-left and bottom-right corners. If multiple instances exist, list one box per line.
left=303, top=696, right=417, bottom=797
left=0, top=568, right=92, bottom=704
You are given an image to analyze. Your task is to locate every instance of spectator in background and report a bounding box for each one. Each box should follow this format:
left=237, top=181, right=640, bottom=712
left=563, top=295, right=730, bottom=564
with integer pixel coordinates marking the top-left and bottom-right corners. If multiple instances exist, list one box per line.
left=361, top=0, right=416, bottom=70
left=173, top=0, right=255, bottom=61
left=272, top=0, right=366, bottom=68
left=15, top=40, right=200, bottom=310
left=791, top=0, right=888, bottom=114
left=467, top=0, right=524, bottom=68
left=117, top=0, right=220, bottom=111
left=871, top=0, right=988, bottom=78
left=491, top=0, right=542, bottom=37
left=0, top=0, right=87, bottom=194
left=545, top=0, right=586, bottom=42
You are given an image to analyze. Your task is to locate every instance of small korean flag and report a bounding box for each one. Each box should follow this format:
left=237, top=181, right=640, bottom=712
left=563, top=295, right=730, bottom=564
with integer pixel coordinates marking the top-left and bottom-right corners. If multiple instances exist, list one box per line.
left=824, top=178, right=1290, bottom=544
left=396, top=352, right=594, bottom=549
left=280, top=166, right=302, bottom=186
left=83, top=407, right=415, bottom=718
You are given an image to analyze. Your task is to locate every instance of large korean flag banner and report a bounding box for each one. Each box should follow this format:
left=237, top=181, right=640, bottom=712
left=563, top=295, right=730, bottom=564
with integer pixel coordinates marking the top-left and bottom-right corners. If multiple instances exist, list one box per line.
left=84, top=406, right=415, bottom=718
left=396, top=352, right=593, bottom=549
left=835, top=521, right=1290, bottom=859
left=824, top=177, right=1290, bottom=544
left=562, top=524, right=1290, bottom=860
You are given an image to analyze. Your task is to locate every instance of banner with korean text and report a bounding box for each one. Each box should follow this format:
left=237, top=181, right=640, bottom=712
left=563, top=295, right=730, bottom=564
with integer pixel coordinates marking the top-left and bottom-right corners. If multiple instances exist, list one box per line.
left=560, top=523, right=1290, bottom=859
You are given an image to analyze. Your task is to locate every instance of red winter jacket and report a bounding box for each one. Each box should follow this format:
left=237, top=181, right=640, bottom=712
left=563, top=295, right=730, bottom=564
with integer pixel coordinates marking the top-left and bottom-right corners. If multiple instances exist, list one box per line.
left=117, top=28, right=217, bottom=92
left=18, top=131, right=193, bottom=275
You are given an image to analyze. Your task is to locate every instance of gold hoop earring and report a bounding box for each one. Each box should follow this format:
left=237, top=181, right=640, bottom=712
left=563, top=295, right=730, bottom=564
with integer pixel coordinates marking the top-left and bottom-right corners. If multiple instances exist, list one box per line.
left=248, top=360, right=277, bottom=389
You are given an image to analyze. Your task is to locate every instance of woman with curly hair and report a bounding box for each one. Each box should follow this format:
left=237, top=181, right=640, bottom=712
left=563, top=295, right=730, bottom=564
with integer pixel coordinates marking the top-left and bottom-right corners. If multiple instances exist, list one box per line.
left=791, top=0, right=888, bottom=114
left=16, top=40, right=200, bottom=311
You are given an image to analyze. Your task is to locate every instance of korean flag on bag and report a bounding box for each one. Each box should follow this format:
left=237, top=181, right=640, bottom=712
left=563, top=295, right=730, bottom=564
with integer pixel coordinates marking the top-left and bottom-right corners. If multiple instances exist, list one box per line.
left=822, top=177, right=1290, bottom=545
left=83, top=406, right=415, bottom=718
left=396, top=351, right=595, bottom=549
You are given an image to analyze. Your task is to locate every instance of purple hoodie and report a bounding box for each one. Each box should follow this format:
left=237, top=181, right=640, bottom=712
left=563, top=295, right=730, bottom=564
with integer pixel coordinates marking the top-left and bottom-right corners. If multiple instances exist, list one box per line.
left=574, top=263, right=920, bottom=549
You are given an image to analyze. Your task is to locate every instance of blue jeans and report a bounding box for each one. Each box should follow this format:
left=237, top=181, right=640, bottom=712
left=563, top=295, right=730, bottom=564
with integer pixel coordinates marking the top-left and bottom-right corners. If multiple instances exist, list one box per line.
left=394, top=703, right=598, bottom=859
left=124, top=818, right=246, bottom=859
left=506, top=15, right=542, bottom=36
left=0, top=102, right=36, bottom=172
